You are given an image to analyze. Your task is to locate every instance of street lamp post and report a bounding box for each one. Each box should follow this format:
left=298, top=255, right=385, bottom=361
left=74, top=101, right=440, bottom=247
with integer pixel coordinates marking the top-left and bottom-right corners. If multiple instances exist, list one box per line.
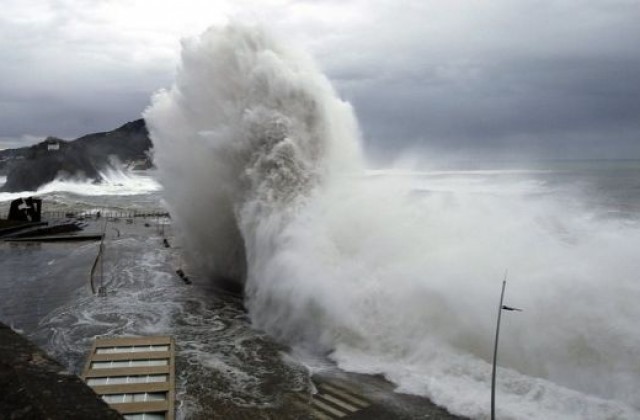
left=491, top=276, right=522, bottom=420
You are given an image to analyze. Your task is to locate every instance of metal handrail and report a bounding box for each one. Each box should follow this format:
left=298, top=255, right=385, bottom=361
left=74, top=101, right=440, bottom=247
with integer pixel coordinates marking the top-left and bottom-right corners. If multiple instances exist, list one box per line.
left=0, top=210, right=170, bottom=220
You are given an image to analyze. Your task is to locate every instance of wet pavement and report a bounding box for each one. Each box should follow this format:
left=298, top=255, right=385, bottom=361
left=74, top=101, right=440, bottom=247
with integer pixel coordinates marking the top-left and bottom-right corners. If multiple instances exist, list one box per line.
left=0, top=215, right=462, bottom=419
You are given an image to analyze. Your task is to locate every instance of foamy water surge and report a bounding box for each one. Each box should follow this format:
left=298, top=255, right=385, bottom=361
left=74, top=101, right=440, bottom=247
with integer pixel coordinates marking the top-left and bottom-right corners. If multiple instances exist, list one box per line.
left=0, top=167, right=161, bottom=203
left=145, top=24, right=640, bottom=419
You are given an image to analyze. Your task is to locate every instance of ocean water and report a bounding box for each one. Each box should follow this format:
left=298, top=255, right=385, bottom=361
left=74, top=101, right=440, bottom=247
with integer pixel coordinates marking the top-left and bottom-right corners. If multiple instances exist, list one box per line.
left=0, top=167, right=163, bottom=216
left=1, top=160, right=640, bottom=419
left=3, top=23, right=640, bottom=420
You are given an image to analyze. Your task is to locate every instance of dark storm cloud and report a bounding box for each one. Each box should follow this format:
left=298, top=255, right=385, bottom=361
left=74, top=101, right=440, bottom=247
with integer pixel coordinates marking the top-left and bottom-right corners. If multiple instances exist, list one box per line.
left=1, top=87, right=157, bottom=138
left=344, top=54, right=640, bottom=158
left=1, top=0, right=639, bottom=160
left=311, top=0, right=640, bottom=160
left=0, top=0, right=177, bottom=147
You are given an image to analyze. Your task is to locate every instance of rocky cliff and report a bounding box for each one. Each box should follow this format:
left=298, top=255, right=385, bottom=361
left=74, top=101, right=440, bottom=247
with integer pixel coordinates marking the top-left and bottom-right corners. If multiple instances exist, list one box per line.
left=0, top=119, right=152, bottom=192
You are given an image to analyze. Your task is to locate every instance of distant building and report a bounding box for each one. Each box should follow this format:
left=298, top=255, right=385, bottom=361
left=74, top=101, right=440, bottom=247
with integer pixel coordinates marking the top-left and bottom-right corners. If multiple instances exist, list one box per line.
left=127, top=157, right=153, bottom=171
left=47, top=141, right=60, bottom=151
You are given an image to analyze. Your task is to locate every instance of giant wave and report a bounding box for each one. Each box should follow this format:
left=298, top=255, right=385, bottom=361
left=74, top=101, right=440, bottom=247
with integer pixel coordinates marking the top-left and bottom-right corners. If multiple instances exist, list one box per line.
left=144, top=23, right=640, bottom=419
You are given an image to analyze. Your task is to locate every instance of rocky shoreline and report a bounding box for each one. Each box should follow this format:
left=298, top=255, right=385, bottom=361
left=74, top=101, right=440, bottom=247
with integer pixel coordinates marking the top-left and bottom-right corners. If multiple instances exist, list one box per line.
left=0, top=119, right=152, bottom=192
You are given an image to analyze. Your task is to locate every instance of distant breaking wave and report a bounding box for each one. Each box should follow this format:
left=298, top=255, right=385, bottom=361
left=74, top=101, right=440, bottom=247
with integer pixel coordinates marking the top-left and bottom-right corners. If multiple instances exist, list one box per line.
left=145, top=23, right=640, bottom=419
left=0, top=167, right=161, bottom=203
left=145, top=23, right=361, bottom=282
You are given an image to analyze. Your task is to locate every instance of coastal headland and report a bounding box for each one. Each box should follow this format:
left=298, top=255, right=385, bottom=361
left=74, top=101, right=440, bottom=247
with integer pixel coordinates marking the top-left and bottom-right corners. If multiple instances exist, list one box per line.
left=0, top=120, right=152, bottom=193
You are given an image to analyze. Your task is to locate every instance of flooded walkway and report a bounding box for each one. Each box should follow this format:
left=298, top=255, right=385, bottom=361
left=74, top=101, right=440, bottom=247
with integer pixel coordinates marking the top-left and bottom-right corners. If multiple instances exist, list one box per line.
left=0, top=215, right=460, bottom=419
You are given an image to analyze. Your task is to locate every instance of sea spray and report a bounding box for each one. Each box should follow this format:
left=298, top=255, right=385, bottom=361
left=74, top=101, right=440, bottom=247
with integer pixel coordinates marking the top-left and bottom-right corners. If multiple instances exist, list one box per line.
left=145, top=23, right=640, bottom=419
left=144, top=23, right=361, bottom=282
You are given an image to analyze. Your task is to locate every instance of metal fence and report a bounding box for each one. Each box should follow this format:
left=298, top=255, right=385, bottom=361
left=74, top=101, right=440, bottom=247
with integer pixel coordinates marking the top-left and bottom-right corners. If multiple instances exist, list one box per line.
left=0, top=209, right=170, bottom=221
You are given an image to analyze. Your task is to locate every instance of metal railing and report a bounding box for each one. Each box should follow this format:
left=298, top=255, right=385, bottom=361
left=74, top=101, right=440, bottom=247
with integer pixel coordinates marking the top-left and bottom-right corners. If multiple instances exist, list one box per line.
left=0, top=209, right=170, bottom=220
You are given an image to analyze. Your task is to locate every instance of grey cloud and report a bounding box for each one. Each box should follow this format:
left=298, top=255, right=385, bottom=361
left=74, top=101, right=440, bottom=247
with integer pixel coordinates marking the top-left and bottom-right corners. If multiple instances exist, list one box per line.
left=1, top=0, right=639, bottom=161
left=343, top=52, right=640, bottom=160
left=0, top=0, right=175, bottom=140
left=312, top=0, right=640, bottom=160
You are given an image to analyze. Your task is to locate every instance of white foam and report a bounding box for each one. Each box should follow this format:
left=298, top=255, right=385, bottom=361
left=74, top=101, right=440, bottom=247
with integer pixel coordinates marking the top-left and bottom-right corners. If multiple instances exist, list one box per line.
left=0, top=167, right=161, bottom=202
left=145, top=23, right=640, bottom=419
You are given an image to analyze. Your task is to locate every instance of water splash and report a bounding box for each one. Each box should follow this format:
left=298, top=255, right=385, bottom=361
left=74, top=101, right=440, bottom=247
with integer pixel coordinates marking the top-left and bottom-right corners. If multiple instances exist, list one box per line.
left=145, top=23, right=640, bottom=419
left=0, top=166, right=161, bottom=203
left=145, top=23, right=361, bottom=282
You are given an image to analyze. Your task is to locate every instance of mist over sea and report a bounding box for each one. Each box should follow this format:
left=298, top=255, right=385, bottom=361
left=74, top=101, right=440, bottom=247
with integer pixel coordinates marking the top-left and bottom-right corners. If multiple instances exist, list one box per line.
left=3, top=23, right=640, bottom=420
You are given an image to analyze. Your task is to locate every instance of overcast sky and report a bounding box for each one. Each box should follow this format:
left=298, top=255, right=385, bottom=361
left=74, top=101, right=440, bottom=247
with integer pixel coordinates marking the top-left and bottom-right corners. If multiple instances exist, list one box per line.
left=1, top=0, right=639, bottom=161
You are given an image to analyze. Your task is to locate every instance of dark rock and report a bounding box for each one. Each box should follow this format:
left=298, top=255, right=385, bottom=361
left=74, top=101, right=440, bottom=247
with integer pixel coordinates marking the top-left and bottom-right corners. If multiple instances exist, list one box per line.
left=1, top=119, right=152, bottom=192
left=0, top=322, right=122, bottom=419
